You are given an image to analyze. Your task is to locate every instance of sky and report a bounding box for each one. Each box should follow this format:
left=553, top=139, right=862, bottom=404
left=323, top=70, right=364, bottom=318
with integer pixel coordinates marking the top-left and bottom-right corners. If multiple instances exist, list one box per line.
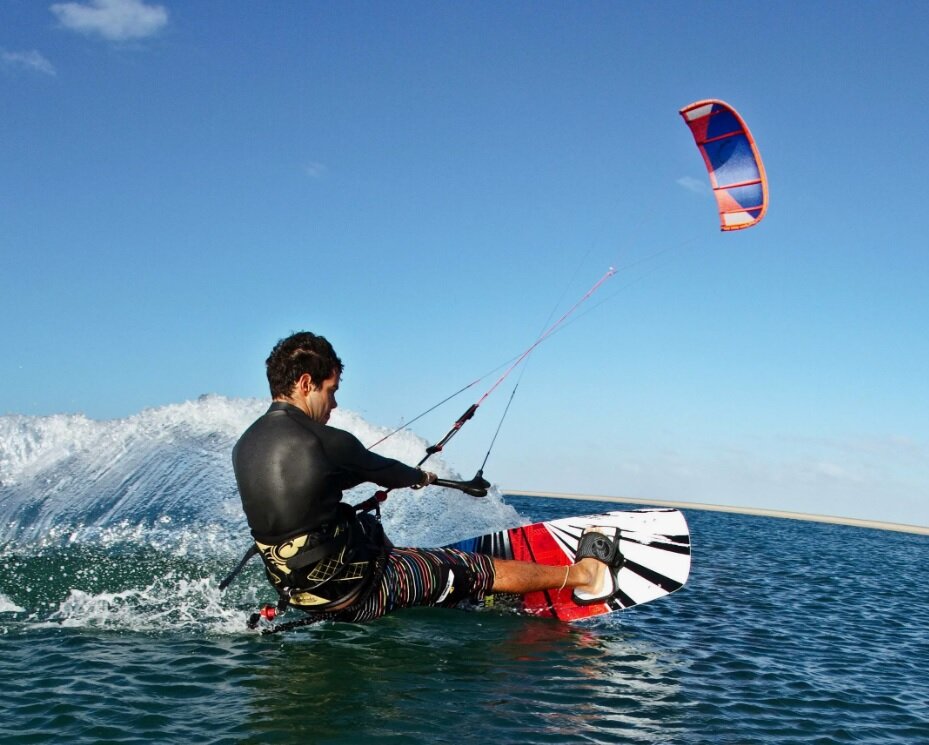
left=2, top=0, right=928, bottom=526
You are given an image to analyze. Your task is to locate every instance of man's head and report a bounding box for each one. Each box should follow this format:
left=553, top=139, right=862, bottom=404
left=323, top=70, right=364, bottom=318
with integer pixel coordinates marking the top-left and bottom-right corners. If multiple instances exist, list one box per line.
left=266, top=332, right=343, bottom=422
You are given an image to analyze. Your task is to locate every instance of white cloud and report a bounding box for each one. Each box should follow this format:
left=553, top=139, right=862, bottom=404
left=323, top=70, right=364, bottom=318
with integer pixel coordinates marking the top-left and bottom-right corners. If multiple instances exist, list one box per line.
left=1, top=49, right=57, bottom=76
left=304, top=161, right=328, bottom=179
left=676, top=176, right=710, bottom=196
left=811, top=460, right=862, bottom=483
left=50, top=0, right=168, bottom=42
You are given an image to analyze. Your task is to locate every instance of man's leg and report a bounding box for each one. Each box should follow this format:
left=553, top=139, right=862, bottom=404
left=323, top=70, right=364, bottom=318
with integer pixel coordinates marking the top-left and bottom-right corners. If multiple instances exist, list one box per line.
left=336, top=547, right=497, bottom=623
left=334, top=546, right=613, bottom=623
left=491, top=557, right=601, bottom=596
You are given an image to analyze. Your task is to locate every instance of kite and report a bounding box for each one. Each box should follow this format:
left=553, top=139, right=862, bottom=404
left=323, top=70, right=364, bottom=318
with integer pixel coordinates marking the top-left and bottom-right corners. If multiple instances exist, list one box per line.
left=679, top=99, right=768, bottom=231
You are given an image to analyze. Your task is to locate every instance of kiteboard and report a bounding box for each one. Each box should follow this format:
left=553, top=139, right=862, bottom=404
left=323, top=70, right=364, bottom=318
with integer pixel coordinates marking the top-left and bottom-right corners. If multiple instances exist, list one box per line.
left=447, top=508, right=691, bottom=622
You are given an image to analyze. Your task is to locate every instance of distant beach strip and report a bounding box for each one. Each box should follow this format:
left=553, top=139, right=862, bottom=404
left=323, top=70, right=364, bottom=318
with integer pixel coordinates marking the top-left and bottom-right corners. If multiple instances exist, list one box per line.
left=503, top=490, right=929, bottom=536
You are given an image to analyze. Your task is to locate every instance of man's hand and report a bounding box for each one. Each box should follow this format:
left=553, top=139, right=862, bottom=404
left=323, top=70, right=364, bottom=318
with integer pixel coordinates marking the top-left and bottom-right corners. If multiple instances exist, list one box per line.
left=412, top=470, right=438, bottom=489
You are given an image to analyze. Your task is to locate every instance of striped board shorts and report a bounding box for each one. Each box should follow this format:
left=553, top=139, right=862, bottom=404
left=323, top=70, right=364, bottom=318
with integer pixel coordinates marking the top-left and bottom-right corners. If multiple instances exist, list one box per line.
left=336, top=547, right=496, bottom=624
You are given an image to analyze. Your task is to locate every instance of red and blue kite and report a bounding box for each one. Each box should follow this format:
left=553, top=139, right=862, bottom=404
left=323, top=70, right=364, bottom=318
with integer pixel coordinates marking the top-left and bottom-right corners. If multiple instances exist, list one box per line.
left=679, top=99, right=768, bottom=231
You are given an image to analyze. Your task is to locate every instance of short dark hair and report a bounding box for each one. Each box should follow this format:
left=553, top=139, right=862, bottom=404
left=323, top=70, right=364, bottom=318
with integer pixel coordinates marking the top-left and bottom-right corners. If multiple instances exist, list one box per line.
left=265, top=331, right=343, bottom=399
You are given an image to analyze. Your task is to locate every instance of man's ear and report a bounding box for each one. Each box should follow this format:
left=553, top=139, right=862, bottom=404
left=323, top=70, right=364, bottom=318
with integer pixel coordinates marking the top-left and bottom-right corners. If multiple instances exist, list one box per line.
left=297, top=372, right=318, bottom=394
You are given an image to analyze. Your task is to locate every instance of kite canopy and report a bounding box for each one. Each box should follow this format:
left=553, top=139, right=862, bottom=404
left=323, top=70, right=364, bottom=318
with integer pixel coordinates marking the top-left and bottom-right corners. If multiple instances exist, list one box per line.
left=679, top=99, right=768, bottom=231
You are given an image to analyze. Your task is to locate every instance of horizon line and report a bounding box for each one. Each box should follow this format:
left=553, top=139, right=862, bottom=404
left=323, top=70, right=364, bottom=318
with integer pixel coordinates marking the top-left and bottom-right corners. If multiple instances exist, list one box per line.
left=502, top=489, right=929, bottom=536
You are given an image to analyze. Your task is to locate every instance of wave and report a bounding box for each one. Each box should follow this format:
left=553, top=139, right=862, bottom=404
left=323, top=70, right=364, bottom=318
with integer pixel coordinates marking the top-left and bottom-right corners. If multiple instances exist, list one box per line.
left=0, top=396, right=523, bottom=632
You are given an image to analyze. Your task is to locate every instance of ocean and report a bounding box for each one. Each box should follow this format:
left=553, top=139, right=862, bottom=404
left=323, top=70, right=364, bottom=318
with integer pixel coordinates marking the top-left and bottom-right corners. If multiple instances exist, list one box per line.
left=2, top=397, right=927, bottom=744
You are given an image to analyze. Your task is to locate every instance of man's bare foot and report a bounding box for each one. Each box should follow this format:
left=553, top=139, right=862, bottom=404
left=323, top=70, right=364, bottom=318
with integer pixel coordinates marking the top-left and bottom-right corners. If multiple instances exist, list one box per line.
left=571, top=528, right=624, bottom=605
left=571, top=557, right=606, bottom=596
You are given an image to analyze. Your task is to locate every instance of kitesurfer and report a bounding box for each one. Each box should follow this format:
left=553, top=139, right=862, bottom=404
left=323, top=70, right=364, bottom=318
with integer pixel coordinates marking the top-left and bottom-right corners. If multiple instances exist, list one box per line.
left=232, top=331, right=623, bottom=623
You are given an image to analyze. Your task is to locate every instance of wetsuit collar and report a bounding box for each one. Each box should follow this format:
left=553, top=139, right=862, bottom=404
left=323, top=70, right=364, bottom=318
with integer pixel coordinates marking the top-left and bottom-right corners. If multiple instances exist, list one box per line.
left=268, top=400, right=308, bottom=417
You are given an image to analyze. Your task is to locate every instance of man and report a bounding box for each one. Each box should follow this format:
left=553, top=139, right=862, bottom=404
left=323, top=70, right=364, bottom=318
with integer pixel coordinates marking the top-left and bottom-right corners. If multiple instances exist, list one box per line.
left=232, top=331, right=622, bottom=624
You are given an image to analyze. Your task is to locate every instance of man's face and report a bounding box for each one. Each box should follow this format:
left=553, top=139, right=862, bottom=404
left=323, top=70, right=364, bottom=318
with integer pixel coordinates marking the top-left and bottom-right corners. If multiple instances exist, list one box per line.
left=304, top=370, right=339, bottom=424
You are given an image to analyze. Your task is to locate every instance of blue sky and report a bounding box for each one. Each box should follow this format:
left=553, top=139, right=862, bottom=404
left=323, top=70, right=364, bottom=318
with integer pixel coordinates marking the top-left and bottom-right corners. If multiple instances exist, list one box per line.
left=3, top=1, right=928, bottom=525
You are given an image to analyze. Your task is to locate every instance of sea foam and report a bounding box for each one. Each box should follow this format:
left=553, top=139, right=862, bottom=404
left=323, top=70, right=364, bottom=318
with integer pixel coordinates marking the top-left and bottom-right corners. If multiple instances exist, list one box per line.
left=0, top=395, right=522, bottom=553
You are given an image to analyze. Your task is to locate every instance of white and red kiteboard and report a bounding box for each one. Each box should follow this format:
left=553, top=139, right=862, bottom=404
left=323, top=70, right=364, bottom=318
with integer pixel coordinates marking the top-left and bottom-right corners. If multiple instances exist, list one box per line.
left=447, top=507, right=691, bottom=621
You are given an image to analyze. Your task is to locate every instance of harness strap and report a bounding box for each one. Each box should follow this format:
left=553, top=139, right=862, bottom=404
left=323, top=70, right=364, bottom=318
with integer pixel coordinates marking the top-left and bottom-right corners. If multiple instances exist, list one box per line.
left=219, top=544, right=259, bottom=590
left=219, top=529, right=351, bottom=591
left=283, top=530, right=349, bottom=571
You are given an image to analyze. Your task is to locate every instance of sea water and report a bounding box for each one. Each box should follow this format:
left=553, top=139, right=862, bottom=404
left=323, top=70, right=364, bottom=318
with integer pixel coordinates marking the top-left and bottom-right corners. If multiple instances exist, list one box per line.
left=1, top=398, right=927, bottom=743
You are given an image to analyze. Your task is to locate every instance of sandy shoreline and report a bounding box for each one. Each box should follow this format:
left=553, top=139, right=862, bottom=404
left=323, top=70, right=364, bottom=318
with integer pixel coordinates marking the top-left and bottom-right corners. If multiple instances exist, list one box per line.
left=503, top=489, right=929, bottom=536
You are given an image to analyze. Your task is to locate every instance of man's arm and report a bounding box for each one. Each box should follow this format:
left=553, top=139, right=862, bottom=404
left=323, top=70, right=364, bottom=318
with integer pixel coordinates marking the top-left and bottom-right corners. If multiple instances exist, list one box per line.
left=326, top=428, right=434, bottom=489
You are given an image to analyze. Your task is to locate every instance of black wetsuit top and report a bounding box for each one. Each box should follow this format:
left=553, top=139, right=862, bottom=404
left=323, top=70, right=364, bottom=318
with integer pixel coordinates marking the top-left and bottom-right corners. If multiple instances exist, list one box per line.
left=232, top=402, right=423, bottom=544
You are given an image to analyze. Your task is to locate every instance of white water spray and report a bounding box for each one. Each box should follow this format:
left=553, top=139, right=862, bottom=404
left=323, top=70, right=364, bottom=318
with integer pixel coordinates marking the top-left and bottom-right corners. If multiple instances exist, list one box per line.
left=0, top=396, right=524, bottom=633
